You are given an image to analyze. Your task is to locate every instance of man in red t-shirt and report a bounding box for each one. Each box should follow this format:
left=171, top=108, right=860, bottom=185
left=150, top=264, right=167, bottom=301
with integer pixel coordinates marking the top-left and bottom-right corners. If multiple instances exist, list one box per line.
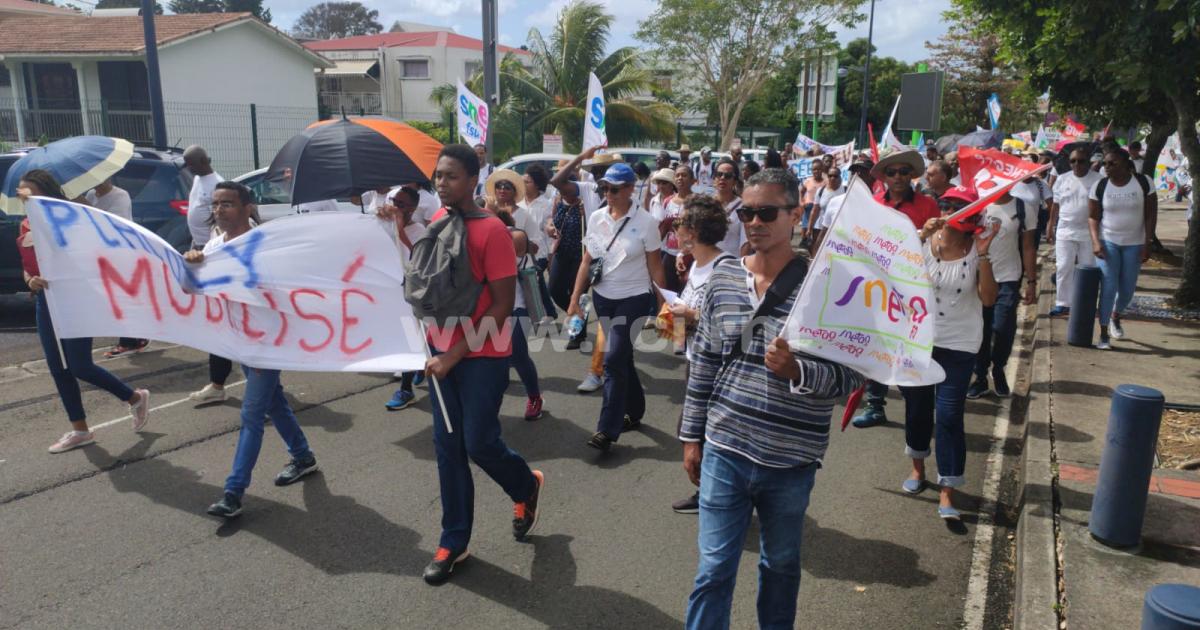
left=853, top=150, right=941, bottom=429
left=420, top=145, right=544, bottom=585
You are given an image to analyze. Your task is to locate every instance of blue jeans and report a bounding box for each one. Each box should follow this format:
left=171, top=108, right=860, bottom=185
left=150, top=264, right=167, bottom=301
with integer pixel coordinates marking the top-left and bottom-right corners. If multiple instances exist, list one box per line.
left=863, top=380, right=889, bottom=410
left=510, top=308, right=540, bottom=397
left=592, top=291, right=656, bottom=439
left=899, top=347, right=975, bottom=488
left=224, top=366, right=313, bottom=497
left=432, top=356, right=536, bottom=551
left=686, top=446, right=818, bottom=630
left=35, top=292, right=134, bottom=423
left=1097, top=240, right=1142, bottom=326
left=975, top=280, right=1020, bottom=380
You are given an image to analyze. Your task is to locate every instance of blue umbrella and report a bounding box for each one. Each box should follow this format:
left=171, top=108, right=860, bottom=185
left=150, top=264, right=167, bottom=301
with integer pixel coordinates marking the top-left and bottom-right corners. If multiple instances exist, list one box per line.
left=0, top=135, right=134, bottom=214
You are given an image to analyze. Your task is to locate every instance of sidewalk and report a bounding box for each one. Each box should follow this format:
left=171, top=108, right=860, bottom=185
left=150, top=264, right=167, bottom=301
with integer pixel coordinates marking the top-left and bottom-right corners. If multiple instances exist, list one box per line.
left=1016, top=204, right=1200, bottom=629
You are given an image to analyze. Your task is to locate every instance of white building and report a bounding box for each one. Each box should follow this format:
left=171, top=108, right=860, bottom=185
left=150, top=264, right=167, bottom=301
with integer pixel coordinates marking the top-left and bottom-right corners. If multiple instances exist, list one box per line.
left=0, top=11, right=332, bottom=174
left=304, top=31, right=532, bottom=123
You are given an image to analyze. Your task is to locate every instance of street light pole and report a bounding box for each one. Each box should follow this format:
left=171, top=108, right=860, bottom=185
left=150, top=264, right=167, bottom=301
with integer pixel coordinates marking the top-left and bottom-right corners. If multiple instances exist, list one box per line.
left=481, top=0, right=499, bottom=162
left=857, top=0, right=876, bottom=149
left=140, top=0, right=167, bottom=149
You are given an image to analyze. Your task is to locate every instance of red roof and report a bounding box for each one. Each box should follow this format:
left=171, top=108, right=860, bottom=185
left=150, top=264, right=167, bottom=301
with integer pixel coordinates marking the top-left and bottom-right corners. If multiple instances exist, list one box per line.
left=0, top=13, right=251, bottom=54
left=304, top=31, right=529, bottom=55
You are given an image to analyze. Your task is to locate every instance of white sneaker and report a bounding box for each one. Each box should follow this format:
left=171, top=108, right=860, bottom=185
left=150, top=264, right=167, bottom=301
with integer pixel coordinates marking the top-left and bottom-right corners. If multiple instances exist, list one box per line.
left=577, top=373, right=603, bottom=393
left=49, top=430, right=94, bottom=453
left=189, top=384, right=226, bottom=404
left=1096, top=335, right=1112, bottom=350
left=1109, top=318, right=1125, bottom=340
left=539, top=315, right=556, bottom=326
left=130, top=389, right=150, bottom=432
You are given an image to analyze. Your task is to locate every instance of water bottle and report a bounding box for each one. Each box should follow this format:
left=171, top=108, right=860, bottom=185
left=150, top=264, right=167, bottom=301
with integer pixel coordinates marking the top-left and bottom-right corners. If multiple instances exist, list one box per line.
left=567, top=294, right=591, bottom=337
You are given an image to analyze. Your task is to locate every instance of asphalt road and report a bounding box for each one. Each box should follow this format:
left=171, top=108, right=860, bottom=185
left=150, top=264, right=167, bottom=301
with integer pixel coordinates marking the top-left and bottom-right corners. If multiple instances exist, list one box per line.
left=0, top=314, right=1015, bottom=629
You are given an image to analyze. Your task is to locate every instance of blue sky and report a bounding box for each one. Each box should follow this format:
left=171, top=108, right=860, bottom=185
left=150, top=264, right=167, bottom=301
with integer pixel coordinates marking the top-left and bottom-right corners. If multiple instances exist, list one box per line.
left=264, top=0, right=954, bottom=64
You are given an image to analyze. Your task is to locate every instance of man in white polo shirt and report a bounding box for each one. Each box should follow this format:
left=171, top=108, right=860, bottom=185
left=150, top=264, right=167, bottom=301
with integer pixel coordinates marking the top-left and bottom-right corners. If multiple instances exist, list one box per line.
left=1048, top=148, right=1101, bottom=317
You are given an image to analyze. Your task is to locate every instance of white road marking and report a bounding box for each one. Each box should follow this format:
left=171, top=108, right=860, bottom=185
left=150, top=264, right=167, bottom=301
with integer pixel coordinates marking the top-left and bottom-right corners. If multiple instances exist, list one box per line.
left=89, top=380, right=247, bottom=432
left=962, top=303, right=1032, bottom=628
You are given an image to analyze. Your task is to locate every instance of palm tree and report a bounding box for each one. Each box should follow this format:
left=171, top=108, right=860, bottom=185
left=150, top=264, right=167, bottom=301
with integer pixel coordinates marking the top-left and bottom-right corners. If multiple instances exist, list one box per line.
left=431, top=0, right=677, bottom=159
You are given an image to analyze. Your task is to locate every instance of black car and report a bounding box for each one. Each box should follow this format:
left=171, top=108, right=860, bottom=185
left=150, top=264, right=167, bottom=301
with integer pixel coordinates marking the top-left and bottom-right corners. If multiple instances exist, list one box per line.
left=0, top=147, right=192, bottom=294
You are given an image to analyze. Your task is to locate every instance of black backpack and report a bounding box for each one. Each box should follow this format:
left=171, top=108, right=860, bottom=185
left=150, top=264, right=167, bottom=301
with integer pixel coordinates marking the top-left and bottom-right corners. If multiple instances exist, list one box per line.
left=1094, top=173, right=1151, bottom=222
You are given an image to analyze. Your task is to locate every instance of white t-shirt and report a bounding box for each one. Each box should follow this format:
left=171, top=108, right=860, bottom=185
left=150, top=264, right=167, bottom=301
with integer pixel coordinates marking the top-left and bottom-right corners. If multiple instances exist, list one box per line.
left=816, top=193, right=846, bottom=231
left=412, top=189, right=441, bottom=225
left=984, top=198, right=1037, bottom=283
left=1089, top=177, right=1150, bottom=246
left=396, top=221, right=426, bottom=261
left=718, top=197, right=746, bottom=255
left=296, top=199, right=340, bottom=213
left=1132, top=158, right=1145, bottom=174
left=1051, top=171, right=1101, bottom=241
left=680, top=253, right=736, bottom=361
left=585, top=207, right=660, bottom=300
left=694, top=160, right=716, bottom=195
left=656, top=195, right=685, bottom=256
left=925, top=241, right=983, bottom=353
left=86, top=186, right=132, bottom=221
left=517, top=195, right=554, bottom=260
left=187, top=171, right=223, bottom=247
left=573, top=180, right=604, bottom=219
left=361, top=189, right=391, bottom=213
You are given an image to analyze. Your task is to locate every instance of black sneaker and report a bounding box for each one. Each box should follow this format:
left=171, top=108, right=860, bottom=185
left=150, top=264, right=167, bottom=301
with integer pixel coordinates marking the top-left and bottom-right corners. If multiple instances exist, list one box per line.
left=992, top=369, right=1011, bottom=397
left=622, top=415, right=642, bottom=432
left=423, top=547, right=470, bottom=585
left=274, top=457, right=319, bottom=486
left=587, top=432, right=613, bottom=452
left=966, top=378, right=989, bottom=399
left=672, top=491, right=699, bottom=514
left=565, top=336, right=583, bottom=350
left=206, top=492, right=242, bottom=518
left=512, top=470, right=544, bottom=540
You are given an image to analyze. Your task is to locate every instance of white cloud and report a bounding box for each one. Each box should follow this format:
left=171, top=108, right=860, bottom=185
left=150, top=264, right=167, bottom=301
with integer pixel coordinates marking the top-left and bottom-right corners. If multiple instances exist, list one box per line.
left=831, top=0, right=952, bottom=63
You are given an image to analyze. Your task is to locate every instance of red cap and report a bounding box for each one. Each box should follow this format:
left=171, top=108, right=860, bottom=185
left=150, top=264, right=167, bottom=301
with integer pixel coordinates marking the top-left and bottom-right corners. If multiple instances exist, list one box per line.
left=940, top=185, right=979, bottom=204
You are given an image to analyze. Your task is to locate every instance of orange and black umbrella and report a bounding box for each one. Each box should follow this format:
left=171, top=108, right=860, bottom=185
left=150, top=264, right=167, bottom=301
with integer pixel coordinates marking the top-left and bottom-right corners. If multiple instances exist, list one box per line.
left=266, top=116, right=443, bottom=205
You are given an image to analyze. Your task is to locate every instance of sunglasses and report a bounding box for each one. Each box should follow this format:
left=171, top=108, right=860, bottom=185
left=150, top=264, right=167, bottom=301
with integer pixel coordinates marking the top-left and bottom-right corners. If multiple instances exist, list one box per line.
left=737, top=205, right=786, bottom=223
left=494, top=182, right=515, bottom=191
left=715, top=171, right=737, bottom=180
left=884, top=166, right=914, bottom=177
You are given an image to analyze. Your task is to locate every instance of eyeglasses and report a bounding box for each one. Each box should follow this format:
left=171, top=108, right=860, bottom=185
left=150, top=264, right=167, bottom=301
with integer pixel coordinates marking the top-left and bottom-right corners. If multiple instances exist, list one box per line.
left=884, top=166, right=914, bottom=178
left=715, top=171, right=737, bottom=180
left=736, top=205, right=786, bottom=223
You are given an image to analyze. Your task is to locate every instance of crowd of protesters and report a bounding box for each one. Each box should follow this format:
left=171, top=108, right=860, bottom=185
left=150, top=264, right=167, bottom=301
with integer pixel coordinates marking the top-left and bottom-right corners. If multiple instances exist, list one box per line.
left=13, top=125, right=1165, bottom=628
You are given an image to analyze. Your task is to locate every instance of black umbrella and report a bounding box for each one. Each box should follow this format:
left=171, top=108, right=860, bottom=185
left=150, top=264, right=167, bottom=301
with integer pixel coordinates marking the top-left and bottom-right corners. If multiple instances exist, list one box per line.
left=266, top=116, right=443, bottom=205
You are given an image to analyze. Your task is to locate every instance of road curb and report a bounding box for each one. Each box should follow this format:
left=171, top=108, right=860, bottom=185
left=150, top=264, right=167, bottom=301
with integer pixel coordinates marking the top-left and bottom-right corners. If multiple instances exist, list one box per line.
left=1013, top=251, right=1062, bottom=630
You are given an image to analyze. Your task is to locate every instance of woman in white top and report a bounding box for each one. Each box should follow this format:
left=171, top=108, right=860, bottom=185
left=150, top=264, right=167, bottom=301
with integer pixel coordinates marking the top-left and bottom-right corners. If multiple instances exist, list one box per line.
left=648, top=168, right=681, bottom=290
left=517, top=164, right=558, bottom=320
left=901, top=185, right=998, bottom=521
left=712, top=158, right=748, bottom=256
left=567, top=163, right=668, bottom=452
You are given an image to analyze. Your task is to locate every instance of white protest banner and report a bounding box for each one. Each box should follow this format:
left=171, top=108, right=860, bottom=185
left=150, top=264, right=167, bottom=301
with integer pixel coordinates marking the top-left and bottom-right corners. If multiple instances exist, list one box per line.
left=27, top=198, right=427, bottom=372
left=793, top=134, right=855, bottom=165
left=583, top=72, right=607, bottom=151
left=789, top=157, right=850, bottom=185
left=457, top=80, right=489, bottom=146
left=784, top=178, right=944, bottom=387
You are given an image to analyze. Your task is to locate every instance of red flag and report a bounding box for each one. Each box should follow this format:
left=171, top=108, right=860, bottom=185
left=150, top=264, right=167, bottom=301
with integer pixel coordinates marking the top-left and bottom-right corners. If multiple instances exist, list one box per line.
left=947, top=146, right=1052, bottom=230
left=841, top=383, right=867, bottom=431
left=868, top=122, right=880, bottom=162
left=1062, top=117, right=1086, bottom=140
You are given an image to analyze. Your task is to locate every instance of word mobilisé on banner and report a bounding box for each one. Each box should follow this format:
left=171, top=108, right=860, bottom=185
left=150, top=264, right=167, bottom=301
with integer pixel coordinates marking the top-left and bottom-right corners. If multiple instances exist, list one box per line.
left=947, top=146, right=1052, bottom=230
left=27, top=198, right=428, bottom=372
left=456, top=80, right=489, bottom=146
left=783, top=178, right=944, bottom=387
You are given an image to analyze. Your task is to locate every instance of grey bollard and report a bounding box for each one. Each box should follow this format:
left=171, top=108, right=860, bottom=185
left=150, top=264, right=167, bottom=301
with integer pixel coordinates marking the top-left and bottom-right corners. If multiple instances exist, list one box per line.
left=1067, top=264, right=1102, bottom=347
left=1089, top=384, right=1165, bottom=547
left=1141, top=584, right=1200, bottom=629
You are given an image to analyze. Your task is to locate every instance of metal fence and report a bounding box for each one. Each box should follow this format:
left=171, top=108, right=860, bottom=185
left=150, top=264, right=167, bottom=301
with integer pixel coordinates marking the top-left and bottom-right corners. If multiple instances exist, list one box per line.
left=0, top=98, right=319, bottom=178
left=318, top=91, right=382, bottom=117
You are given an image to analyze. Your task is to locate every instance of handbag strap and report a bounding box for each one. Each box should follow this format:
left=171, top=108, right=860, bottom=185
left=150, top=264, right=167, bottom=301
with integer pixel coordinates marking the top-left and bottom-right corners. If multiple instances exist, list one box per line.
left=602, top=215, right=633, bottom=253
left=728, top=256, right=809, bottom=364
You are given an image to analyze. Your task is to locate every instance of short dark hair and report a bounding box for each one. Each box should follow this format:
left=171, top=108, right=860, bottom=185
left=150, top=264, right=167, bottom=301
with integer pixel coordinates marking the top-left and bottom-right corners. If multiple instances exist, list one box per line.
left=214, top=180, right=252, bottom=205
left=678, top=194, right=729, bottom=246
left=764, top=148, right=784, bottom=168
left=394, top=186, right=419, bottom=205
left=742, top=160, right=761, bottom=177
left=1105, top=146, right=1133, bottom=169
left=928, top=159, right=956, bottom=180
left=18, top=169, right=65, bottom=200
left=632, top=162, right=651, bottom=179
left=524, top=163, right=550, bottom=193
left=440, top=143, right=481, bottom=177
left=745, top=168, right=801, bottom=207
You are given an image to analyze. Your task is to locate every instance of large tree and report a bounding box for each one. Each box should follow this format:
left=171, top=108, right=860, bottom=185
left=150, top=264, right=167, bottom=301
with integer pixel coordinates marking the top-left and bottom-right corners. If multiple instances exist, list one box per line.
left=636, top=0, right=861, bottom=150
left=956, top=0, right=1200, bottom=307
left=292, top=2, right=381, bottom=40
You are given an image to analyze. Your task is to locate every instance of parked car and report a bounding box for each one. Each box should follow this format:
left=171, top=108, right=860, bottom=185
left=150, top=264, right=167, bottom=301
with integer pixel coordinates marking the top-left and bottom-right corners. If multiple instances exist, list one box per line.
left=0, top=146, right=191, bottom=294
left=497, top=152, right=571, bottom=176
left=608, top=147, right=678, bottom=170
left=233, top=168, right=360, bottom=223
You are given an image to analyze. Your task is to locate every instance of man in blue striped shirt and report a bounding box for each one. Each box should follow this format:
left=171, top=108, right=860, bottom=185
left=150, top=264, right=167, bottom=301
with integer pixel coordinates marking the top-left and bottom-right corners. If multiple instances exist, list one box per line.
left=680, top=168, right=864, bottom=629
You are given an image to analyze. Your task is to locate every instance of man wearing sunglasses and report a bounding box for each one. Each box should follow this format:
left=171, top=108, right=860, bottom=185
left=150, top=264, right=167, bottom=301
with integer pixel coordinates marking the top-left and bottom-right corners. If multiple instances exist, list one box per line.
left=1048, top=148, right=1102, bottom=317
left=850, top=150, right=941, bottom=429
left=680, top=168, right=864, bottom=629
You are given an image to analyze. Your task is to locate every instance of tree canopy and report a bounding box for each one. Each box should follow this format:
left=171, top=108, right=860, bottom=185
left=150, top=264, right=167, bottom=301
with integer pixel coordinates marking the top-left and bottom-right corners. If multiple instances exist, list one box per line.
left=292, top=2, right=382, bottom=40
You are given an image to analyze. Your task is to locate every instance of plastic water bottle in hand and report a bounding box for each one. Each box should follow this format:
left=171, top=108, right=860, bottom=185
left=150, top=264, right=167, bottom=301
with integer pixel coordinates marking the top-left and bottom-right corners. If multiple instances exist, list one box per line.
left=567, top=294, right=592, bottom=337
